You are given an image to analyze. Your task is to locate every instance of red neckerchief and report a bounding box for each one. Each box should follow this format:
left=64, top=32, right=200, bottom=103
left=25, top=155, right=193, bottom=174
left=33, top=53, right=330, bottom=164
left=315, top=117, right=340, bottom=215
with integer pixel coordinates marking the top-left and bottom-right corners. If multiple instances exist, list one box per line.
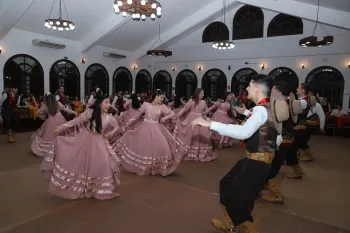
left=59, top=93, right=65, bottom=104
left=257, top=98, right=270, bottom=105
left=285, top=99, right=289, bottom=104
left=9, top=93, right=15, bottom=106
left=302, top=96, right=307, bottom=100
left=118, top=94, right=124, bottom=106
left=240, top=98, right=270, bottom=149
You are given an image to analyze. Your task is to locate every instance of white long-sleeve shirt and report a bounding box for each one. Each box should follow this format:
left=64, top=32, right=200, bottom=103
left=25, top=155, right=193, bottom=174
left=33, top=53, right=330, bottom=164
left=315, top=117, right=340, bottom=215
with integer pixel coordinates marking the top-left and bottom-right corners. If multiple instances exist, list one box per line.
left=308, top=102, right=325, bottom=130
left=210, top=106, right=282, bottom=147
left=298, top=97, right=307, bottom=110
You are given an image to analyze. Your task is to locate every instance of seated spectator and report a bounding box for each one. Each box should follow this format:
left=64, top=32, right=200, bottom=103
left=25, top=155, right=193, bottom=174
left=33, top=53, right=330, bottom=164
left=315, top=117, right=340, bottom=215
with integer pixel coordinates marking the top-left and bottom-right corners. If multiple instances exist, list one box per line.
left=331, top=105, right=347, bottom=117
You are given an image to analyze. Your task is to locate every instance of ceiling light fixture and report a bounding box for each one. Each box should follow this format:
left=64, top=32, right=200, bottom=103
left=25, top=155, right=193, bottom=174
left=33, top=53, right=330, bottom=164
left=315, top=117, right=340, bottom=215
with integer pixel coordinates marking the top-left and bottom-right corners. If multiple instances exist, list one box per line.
left=213, top=0, right=235, bottom=50
left=147, top=25, right=172, bottom=57
left=114, top=0, right=162, bottom=21
left=45, top=0, right=75, bottom=31
left=299, top=0, right=333, bottom=48
left=213, top=41, right=235, bottom=50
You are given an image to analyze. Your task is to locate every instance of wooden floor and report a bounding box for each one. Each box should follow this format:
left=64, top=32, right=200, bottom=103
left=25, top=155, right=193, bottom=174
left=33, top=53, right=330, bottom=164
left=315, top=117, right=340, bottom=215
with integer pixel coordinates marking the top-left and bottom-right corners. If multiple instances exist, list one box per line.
left=0, top=132, right=349, bottom=233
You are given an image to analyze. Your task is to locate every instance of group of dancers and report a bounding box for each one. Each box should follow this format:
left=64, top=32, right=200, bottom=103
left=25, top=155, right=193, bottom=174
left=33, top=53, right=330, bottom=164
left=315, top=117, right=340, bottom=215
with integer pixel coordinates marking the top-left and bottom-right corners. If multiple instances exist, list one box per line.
left=2, top=72, right=326, bottom=233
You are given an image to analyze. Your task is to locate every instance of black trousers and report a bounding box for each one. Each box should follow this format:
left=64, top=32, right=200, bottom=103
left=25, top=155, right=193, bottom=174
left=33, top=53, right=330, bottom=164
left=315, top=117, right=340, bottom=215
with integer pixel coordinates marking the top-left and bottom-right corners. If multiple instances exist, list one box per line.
left=220, top=158, right=270, bottom=225
left=267, top=144, right=291, bottom=180
left=1, top=109, right=20, bottom=131
left=286, top=129, right=310, bottom=166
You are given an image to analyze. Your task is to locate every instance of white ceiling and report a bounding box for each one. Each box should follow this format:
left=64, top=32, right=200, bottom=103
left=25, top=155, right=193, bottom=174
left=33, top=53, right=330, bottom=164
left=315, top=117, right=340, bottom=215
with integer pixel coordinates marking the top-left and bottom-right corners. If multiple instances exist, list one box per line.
left=293, top=0, right=350, bottom=13
left=0, top=0, right=349, bottom=55
left=99, top=0, right=214, bottom=52
left=14, top=0, right=114, bottom=41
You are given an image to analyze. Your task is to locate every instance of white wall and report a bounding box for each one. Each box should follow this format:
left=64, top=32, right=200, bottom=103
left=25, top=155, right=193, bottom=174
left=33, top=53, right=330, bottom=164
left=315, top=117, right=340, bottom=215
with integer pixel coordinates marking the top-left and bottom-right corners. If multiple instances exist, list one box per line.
left=1, top=6, right=350, bottom=110
left=0, top=29, right=139, bottom=98
left=141, top=8, right=350, bottom=110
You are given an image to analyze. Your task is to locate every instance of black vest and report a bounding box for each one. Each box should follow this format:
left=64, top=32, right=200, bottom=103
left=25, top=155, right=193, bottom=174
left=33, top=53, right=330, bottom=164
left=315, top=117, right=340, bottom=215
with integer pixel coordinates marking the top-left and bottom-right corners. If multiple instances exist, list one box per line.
left=245, top=104, right=278, bottom=153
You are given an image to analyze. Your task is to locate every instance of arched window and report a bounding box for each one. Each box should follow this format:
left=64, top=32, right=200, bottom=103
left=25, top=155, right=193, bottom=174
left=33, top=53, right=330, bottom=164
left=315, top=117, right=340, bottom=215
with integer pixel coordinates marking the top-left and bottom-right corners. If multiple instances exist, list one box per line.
left=113, top=67, right=132, bottom=94
left=232, top=5, right=264, bottom=40
left=135, top=69, right=152, bottom=94
left=3, top=54, right=44, bottom=97
left=305, top=66, right=344, bottom=106
left=50, top=59, right=80, bottom=98
left=267, top=13, right=303, bottom=37
left=85, top=63, right=109, bottom=96
left=233, top=68, right=257, bottom=94
left=153, top=70, right=172, bottom=98
left=269, top=67, right=299, bottom=94
left=202, top=21, right=229, bottom=43
left=202, top=69, right=227, bottom=100
left=176, top=69, right=198, bottom=100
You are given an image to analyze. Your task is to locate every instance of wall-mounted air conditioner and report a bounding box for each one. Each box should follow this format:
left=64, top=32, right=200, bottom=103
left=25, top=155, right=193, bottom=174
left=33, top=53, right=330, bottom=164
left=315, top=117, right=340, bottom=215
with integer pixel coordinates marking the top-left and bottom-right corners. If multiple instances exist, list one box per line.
left=32, top=39, right=66, bottom=49
left=103, top=52, right=126, bottom=59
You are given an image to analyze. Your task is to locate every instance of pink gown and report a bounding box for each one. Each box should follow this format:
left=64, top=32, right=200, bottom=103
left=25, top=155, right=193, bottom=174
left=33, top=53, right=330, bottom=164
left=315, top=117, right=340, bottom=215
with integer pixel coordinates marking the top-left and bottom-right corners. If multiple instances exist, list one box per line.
left=42, top=109, right=121, bottom=200
left=174, top=100, right=216, bottom=162
left=112, top=102, right=185, bottom=176
left=118, top=99, right=143, bottom=130
left=207, top=101, right=236, bottom=148
left=31, top=102, right=76, bottom=157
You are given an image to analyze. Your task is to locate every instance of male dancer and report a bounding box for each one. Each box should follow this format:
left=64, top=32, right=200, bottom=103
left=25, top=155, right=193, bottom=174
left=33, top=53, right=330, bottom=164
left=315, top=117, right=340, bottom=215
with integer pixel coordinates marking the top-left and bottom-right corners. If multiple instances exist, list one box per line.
left=286, top=83, right=313, bottom=178
left=262, top=82, right=301, bottom=203
left=300, top=91, right=325, bottom=162
left=192, top=74, right=287, bottom=233
left=0, top=88, right=20, bottom=142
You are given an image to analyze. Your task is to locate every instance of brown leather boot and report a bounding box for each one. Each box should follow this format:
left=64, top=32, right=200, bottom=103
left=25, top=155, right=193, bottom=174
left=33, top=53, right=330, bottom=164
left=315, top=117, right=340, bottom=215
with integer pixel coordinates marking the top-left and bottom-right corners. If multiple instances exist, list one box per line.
left=237, top=221, right=259, bottom=233
left=212, top=219, right=234, bottom=233
left=286, top=164, right=303, bottom=179
left=212, top=205, right=234, bottom=232
left=299, top=148, right=315, bottom=162
left=7, top=130, right=14, bottom=143
left=262, top=178, right=283, bottom=204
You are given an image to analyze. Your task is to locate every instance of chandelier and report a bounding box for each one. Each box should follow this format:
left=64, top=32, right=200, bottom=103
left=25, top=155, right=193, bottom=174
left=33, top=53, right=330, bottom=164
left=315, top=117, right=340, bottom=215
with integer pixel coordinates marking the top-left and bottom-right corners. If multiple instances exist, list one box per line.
left=45, top=0, right=75, bottom=31
left=114, top=0, right=162, bottom=21
left=147, top=25, right=172, bottom=57
left=212, top=0, right=234, bottom=50
left=299, top=0, right=333, bottom=48
left=213, top=41, right=235, bottom=50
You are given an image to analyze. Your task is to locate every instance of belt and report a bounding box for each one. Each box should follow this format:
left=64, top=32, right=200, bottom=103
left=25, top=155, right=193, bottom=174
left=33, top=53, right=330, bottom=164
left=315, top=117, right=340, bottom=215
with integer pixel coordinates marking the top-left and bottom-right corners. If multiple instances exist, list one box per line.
left=280, top=138, right=293, bottom=146
left=144, top=119, right=158, bottom=123
left=307, top=120, right=319, bottom=126
left=294, top=125, right=307, bottom=130
left=245, top=151, right=274, bottom=164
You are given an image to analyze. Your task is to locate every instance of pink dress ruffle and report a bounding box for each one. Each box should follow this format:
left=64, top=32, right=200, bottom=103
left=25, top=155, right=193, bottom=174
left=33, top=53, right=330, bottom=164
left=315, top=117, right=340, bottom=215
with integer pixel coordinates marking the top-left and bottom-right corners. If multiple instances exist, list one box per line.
left=41, top=109, right=122, bottom=200
left=174, top=100, right=216, bottom=162
left=31, top=102, right=76, bottom=157
left=208, top=102, right=236, bottom=148
left=112, top=102, right=185, bottom=176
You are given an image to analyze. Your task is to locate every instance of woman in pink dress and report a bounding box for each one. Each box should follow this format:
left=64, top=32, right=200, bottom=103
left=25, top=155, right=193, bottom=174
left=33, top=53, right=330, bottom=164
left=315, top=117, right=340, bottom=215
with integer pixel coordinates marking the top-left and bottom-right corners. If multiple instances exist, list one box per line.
left=204, top=92, right=237, bottom=148
left=174, top=88, right=216, bottom=162
left=112, top=89, right=185, bottom=176
left=31, top=93, right=77, bottom=157
left=118, top=93, right=143, bottom=130
left=42, top=92, right=122, bottom=200
left=165, top=96, right=183, bottom=133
